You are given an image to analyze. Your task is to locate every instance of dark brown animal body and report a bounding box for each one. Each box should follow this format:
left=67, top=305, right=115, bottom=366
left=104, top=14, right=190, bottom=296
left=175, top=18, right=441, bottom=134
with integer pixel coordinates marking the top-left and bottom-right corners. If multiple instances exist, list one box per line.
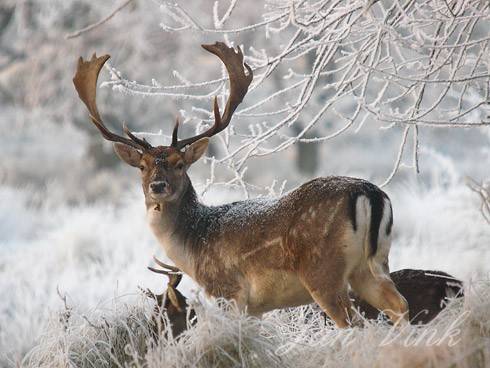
left=149, top=267, right=463, bottom=337
left=73, top=43, right=408, bottom=328
left=351, top=269, right=463, bottom=324
left=144, top=257, right=196, bottom=338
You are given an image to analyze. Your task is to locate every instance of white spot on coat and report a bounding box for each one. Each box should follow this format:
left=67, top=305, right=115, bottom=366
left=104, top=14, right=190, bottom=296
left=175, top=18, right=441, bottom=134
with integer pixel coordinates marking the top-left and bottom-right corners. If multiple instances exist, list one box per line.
left=324, top=199, right=343, bottom=236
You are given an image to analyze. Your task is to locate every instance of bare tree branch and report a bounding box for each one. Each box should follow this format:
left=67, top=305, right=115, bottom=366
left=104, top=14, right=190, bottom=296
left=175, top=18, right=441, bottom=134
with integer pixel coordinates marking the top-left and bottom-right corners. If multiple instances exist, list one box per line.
left=65, top=0, right=135, bottom=40
left=106, top=0, right=490, bottom=192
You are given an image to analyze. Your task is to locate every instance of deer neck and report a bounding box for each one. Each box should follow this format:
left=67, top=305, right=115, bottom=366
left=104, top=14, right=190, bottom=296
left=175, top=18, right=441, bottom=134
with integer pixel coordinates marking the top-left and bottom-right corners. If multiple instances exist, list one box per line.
left=146, top=175, right=204, bottom=277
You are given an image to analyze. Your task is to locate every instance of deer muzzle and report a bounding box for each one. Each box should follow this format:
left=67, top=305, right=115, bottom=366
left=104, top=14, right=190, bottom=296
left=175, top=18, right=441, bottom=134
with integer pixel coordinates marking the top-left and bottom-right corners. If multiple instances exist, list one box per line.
left=149, top=180, right=172, bottom=199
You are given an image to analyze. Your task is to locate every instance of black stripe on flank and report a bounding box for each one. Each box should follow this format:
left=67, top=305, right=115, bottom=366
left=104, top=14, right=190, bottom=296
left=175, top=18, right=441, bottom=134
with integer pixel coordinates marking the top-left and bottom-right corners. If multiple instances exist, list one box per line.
left=347, top=182, right=387, bottom=257
left=368, top=190, right=384, bottom=257
left=385, top=197, right=393, bottom=236
left=348, top=192, right=359, bottom=231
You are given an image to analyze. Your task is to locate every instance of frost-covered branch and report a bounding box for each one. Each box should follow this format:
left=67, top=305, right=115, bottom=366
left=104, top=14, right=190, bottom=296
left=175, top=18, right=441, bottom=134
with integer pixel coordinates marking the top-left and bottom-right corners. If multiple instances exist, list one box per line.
left=468, top=178, right=490, bottom=224
left=107, top=0, right=490, bottom=192
left=65, top=0, right=135, bottom=39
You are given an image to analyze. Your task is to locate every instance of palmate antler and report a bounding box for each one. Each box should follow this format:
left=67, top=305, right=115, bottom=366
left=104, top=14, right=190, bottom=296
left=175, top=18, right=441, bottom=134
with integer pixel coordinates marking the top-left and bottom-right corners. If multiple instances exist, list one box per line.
left=171, top=42, right=253, bottom=149
left=73, top=53, right=152, bottom=151
left=74, top=43, right=252, bottom=150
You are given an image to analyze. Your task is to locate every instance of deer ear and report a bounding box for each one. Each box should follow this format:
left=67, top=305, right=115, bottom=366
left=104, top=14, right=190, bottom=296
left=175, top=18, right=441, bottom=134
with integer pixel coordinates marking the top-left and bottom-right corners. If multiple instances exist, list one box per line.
left=184, top=138, right=209, bottom=165
left=113, top=143, right=142, bottom=167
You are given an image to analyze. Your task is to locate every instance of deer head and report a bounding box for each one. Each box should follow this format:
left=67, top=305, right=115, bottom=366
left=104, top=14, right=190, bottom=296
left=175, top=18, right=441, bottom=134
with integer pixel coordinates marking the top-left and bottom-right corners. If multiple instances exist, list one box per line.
left=144, top=256, right=196, bottom=338
left=73, top=43, right=252, bottom=209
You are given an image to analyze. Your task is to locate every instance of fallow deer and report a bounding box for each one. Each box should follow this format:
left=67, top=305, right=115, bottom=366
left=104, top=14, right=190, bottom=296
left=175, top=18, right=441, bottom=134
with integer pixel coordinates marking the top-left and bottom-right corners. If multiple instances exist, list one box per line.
left=73, top=42, right=409, bottom=328
left=351, top=269, right=463, bottom=324
left=143, top=256, right=195, bottom=338
left=308, top=268, right=463, bottom=325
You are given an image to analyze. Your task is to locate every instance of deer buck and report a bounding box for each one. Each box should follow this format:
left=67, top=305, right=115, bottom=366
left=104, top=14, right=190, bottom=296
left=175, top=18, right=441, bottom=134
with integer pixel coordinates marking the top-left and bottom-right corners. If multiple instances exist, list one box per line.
left=143, top=256, right=195, bottom=338
left=73, top=42, right=408, bottom=328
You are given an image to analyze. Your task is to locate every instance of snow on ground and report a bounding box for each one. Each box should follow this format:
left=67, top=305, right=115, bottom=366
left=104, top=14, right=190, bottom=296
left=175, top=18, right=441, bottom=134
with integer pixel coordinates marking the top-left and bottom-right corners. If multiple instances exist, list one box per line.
left=0, top=174, right=489, bottom=367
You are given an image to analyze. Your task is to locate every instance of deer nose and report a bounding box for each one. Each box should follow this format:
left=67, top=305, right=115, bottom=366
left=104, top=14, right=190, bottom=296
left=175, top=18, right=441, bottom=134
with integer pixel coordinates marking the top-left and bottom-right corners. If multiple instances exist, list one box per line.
left=150, top=181, right=168, bottom=194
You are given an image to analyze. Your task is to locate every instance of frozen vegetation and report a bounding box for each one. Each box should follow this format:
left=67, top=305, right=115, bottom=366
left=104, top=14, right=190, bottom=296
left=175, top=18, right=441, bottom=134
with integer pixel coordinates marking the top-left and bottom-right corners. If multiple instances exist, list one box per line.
left=1, top=176, right=489, bottom=367
left=1, top=0, right=490, bottom=367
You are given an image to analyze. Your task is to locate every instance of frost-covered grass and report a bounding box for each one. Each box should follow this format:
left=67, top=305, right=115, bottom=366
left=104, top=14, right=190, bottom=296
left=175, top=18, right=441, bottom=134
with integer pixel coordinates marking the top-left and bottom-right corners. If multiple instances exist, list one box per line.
left=1, top=178, right=489, bottom=367
left=14, top=281, right=490, bottom=368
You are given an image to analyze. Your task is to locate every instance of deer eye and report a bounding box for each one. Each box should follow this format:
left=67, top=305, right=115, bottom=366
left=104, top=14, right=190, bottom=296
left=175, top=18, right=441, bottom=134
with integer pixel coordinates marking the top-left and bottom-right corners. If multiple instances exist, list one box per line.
left=139, top=165, right=146, bottom=171
left=175, top=162, right=184, bottom=170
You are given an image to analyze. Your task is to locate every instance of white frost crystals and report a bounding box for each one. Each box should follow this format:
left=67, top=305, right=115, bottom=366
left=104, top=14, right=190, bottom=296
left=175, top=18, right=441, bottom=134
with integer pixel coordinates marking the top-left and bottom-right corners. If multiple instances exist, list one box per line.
left=105, top=0, right=490, bottom=190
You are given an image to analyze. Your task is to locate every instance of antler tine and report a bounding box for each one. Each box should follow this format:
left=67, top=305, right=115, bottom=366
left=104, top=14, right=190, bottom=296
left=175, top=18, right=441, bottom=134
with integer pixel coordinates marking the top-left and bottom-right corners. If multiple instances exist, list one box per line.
left=153, top=256, right=182, bottom=273
left=171, top=118, right=180, bottom=147
left=73, top=54, right=151, bottom=151
left=123, top=123, right=152, bottom=150
left=148, top=266, right=172, bottom=275
left=150, top=256, right=183, bottom=288
left=172, top=42, right=253, bottom=149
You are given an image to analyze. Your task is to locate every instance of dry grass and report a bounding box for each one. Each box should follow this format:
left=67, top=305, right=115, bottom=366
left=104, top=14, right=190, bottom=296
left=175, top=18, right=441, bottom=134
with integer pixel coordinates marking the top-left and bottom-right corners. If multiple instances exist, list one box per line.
left=14, top=278, right=490, bottom=368
left=1, top=180, right=489, bottom=367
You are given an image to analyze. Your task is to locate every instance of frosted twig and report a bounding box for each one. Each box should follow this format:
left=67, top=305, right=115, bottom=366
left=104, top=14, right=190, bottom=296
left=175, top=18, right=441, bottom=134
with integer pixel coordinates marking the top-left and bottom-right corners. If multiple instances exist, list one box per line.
left=380, top=125, right=410, bottom=188
left=107, top=0, right=490, bottom=193
left=467, top=178, right=490, bottom=224
left=65, top=0, right=135, bottom=39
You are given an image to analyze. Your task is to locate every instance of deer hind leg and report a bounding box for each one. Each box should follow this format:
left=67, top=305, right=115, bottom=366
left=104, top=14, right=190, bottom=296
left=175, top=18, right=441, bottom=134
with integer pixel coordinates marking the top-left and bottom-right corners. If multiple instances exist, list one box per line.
left=349, top=194, right=408, bottom=325
left=349, top=267, right=409, bottom=325
left=299, top=261, right=353, bottom=328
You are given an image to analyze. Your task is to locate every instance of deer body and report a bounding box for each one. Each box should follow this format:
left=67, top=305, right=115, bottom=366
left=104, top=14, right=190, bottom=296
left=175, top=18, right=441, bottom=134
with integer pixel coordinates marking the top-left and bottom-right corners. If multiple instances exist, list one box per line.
left=146, top=180, right=313, bottom=313
left=145, top=174, right=400, bottom=319
left=73, top=43, right=408, bottom=327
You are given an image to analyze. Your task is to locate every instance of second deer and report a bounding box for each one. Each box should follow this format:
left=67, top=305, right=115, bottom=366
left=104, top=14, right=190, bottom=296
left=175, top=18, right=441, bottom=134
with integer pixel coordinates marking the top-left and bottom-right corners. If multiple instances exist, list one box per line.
left=143, top=256, right=195, bottom=338
left=73, top=42, right=408, bottom=328
left=145, top=264, right=463, bottom=338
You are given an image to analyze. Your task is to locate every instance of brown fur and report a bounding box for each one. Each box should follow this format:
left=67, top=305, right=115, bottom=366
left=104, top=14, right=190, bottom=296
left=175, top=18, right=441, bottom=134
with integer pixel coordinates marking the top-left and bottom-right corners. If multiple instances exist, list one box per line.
left=144, top=261, right=196, bottom=338
left=350, top=269, right=463, bottom=324
left=136, top=149, right=409, bottom=327
left=148, top=267, right=462, bottom=338
left=74, top=50, right=408, bottom=328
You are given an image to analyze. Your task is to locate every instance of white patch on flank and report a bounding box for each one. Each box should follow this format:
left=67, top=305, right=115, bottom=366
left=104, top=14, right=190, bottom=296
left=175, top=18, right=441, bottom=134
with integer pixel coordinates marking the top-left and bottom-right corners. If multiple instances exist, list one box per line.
left=376, top=197, right=393, bottom=260
left=354, top=195, right=372, bottom=259
left=355, top=195, right=371, bottom=234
